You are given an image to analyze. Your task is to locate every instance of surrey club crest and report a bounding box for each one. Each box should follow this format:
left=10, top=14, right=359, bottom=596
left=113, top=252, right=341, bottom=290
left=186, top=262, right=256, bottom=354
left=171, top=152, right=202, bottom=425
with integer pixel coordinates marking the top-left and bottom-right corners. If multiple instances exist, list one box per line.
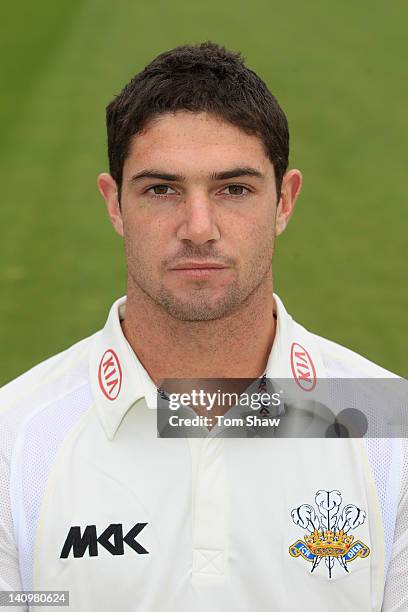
left=289, top=490, right=370, bottom=578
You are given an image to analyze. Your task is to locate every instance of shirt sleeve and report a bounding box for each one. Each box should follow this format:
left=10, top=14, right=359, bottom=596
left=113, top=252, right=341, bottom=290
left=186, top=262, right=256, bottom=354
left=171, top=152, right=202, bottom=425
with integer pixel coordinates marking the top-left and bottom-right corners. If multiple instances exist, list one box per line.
left=382, top=440, right=408, bottom=611
left=0, top=433, right=27, bottom=612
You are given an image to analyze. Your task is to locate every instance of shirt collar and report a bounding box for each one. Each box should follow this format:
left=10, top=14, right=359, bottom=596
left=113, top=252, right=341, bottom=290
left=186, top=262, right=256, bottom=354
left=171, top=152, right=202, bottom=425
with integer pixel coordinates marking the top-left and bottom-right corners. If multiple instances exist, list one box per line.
left=266, top=294, right=326, bottom=382
left=89, top=294, right=326, bottom=440
left=89, top=296, right=157, bottom=440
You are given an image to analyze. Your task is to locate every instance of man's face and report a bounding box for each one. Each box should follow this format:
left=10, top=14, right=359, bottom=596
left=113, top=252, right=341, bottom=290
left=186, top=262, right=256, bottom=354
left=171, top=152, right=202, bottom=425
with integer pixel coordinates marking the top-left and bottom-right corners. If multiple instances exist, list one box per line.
left=103, top=111, right=298, bottom=321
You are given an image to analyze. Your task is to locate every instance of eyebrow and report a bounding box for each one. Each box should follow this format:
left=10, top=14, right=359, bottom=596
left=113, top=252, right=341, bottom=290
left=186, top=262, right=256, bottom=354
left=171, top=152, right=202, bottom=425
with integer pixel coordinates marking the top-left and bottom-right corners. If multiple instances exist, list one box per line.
left=129, top=170, right=184, bottom=183
left=128, top=166, right=265, bottom=183
left=211, top=167, right=264, bottom=180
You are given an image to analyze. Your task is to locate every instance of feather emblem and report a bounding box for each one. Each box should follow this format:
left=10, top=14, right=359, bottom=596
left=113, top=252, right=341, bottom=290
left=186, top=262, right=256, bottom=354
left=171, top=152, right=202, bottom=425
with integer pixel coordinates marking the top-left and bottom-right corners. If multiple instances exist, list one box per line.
left=289, top=489, right=370, bottom=578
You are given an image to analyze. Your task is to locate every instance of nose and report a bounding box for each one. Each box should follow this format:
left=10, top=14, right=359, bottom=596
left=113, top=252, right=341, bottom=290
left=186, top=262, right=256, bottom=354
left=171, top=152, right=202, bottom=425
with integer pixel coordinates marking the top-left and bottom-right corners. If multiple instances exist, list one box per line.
left=176, top=193, right=221, bottom=246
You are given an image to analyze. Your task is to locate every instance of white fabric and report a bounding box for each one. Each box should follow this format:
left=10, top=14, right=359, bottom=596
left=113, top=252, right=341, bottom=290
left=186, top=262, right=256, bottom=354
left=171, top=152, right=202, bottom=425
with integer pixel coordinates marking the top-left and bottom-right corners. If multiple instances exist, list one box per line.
left=11, top=384, right=92, bottom=592
left=0, top=295, right=405, bottom=611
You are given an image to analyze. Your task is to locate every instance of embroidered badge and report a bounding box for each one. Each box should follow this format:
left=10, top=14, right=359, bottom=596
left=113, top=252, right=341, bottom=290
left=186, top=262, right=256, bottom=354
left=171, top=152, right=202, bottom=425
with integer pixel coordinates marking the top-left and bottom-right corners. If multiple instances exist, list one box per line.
left=98, top=349, right=122, bottom=401
left=290, top=342, right=316, bottom=391
left=289, top=490, right=370, bottom=578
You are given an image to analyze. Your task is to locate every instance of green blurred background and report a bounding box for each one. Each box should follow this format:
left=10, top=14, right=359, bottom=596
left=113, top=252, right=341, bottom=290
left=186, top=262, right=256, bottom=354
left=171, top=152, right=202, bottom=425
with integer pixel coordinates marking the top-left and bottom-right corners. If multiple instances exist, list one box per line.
left=1, top=0, right=407, bottom=384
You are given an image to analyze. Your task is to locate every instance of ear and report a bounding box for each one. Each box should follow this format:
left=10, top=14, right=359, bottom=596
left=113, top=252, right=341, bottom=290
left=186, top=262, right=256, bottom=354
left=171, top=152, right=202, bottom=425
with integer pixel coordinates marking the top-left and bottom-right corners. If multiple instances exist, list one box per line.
left=97, top=173, right=124, bottom=237
left=275, top=169, right=303, bottom=236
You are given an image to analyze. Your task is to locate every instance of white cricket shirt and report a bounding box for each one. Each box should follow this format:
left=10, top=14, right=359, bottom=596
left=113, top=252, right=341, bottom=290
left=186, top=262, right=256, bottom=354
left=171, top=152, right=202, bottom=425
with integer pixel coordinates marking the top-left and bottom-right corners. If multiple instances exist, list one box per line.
left=0, top=294, right=407, bottom=612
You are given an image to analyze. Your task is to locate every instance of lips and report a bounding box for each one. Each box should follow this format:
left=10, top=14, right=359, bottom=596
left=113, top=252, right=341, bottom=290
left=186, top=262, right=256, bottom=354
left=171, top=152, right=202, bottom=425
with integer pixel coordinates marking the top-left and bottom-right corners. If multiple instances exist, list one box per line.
left=171, top=262, right=227, bottom=270
left=169, top=262, right=229, bottom=279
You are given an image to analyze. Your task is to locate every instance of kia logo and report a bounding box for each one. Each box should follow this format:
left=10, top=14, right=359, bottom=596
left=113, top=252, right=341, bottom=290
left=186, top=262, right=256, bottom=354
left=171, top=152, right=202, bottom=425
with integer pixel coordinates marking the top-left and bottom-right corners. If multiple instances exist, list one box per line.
left=290, top=342, right=316, bottom=391
left=98, top=349, right=122, bottom=400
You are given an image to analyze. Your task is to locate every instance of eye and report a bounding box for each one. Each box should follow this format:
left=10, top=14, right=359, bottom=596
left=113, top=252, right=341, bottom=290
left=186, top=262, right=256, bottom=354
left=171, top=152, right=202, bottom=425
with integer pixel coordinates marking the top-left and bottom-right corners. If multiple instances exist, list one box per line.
left=147, top=184, right=178, bottom=196
left=220, top=184, right=250, bottom=196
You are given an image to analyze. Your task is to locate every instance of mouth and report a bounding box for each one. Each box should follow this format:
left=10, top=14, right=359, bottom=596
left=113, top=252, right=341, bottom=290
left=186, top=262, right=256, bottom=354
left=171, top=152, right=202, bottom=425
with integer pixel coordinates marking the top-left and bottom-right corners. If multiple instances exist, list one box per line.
left=171, top=261, right=227, bottom=270
left=169, top=261, right=229, bottom=278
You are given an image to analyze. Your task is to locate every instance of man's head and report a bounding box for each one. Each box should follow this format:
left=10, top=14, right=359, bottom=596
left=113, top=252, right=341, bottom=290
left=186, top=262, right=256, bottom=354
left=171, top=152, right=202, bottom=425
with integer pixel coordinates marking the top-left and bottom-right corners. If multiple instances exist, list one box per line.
left=98, top=43, right=302, bottom=322
left=106, top=42, right=290, bottom=200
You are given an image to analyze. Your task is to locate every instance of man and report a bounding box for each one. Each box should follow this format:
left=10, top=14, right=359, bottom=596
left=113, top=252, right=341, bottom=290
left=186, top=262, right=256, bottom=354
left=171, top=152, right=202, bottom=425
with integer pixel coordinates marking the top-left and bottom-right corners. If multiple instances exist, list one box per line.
left=0, top=42, right=406, bottom=611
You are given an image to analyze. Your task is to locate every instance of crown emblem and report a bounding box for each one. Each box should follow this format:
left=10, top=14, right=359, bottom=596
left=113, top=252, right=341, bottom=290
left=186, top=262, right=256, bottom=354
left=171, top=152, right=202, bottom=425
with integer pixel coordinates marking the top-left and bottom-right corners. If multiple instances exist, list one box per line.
left=289, top=490, right=370, bottom=578
left=304, top=528, right=354, bottom=556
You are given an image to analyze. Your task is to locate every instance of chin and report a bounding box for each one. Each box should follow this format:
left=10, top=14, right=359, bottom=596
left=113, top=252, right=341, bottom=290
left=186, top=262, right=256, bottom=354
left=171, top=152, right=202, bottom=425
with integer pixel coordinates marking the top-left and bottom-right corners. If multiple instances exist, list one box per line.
left=158, top=291, right=243, bottom=322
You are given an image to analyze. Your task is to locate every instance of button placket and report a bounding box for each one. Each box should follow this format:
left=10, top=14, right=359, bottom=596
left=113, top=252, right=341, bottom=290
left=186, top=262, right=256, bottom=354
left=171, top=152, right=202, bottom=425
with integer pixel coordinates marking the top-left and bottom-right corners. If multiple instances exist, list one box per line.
left=190, top=438, right=228, bottom=576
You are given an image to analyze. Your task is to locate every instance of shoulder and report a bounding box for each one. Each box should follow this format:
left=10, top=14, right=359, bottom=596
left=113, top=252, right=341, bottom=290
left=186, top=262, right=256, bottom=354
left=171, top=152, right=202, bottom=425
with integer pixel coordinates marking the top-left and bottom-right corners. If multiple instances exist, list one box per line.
left=310, top=331, right=400, bottom=379
left=0, top=332, right=98, bottom=456
left=274, top=293, right=401, bottom=380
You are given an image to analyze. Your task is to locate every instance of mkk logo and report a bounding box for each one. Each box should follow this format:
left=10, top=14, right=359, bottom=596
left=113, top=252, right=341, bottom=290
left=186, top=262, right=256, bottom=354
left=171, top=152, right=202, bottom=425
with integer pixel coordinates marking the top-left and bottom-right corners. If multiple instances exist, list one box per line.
left=98, top=349, right=122, bottom=400
left=290, top=342, right=316, bottom=391
left=60, top=523, right=148, bottom=558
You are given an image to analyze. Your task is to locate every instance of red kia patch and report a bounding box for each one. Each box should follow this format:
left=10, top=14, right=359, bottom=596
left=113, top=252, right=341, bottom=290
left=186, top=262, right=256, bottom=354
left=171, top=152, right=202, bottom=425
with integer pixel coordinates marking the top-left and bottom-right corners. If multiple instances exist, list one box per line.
left=98, top=349, right=122, bottom=400
left=290, top=342, right=316, bottom=391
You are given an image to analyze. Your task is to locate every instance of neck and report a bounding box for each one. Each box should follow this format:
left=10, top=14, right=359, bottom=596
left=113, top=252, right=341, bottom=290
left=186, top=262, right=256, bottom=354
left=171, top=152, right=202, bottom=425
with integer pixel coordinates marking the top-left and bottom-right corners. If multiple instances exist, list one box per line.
left=121, top=279, right=276, bottom=386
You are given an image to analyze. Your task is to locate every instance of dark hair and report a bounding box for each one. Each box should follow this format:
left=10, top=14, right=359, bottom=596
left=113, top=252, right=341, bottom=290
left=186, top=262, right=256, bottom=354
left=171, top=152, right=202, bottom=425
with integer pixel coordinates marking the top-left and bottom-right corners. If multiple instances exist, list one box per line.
left=106, top=42, right=289, bottom=198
